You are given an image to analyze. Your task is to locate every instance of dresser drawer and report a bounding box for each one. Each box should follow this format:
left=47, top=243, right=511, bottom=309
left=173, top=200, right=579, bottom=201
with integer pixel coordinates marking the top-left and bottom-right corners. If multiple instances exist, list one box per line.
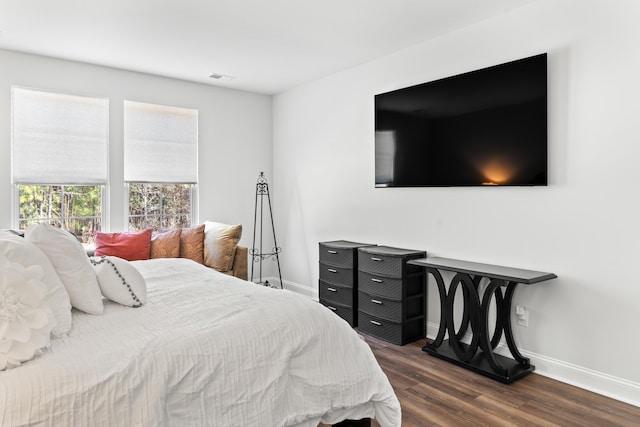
left=358, top=311, right=424, bottom=345
left=358, top=271, right=403, bottom=300
left=358, top=252, right=404, bottom=277
left=319, top=263, right=354, bottom=287
left=318, top=280, right=353, bottom=306
left=319, top=300, right=354, bottom=326
left=319, top=244, right=356, bottom=267
left=358, top=246, right=426, bottom=278
left=358, top=291, right=403, bottom=322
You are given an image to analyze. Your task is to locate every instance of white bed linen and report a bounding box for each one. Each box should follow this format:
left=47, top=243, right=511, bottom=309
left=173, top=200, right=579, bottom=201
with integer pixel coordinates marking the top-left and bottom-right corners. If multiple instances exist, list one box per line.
left=0, top=258, right=401, bottom=427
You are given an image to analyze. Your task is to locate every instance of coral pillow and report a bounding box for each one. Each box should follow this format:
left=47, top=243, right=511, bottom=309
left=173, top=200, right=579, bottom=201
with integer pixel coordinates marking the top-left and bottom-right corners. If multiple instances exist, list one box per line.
left=150, top=229, right=181, bottom=259
left=95, top=229, right=152, bottom=261
left=179, top=225, right=205, bottom=264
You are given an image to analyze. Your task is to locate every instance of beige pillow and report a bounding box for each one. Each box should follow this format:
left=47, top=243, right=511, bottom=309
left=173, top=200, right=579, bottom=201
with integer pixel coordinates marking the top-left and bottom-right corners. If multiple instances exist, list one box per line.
left=203, top=221, right=242, bottom=272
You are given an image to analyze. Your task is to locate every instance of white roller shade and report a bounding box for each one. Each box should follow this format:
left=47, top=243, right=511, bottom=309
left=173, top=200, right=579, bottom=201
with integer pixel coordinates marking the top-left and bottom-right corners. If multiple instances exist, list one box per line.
left=124, top=101, right=198, bottom=183
left=11, top=87, right=109, bottom=185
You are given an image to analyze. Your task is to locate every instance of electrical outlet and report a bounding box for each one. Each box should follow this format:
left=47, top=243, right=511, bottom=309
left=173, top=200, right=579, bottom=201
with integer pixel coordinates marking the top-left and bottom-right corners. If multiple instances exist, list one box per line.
left=516, top=305, right=529, bottom=327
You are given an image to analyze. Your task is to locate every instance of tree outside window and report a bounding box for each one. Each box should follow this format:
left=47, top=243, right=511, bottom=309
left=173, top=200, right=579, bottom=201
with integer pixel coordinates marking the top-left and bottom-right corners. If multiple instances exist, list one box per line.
left=18, top=184, right=102, bottom=245
left=128, top=183, right=191, bottom=232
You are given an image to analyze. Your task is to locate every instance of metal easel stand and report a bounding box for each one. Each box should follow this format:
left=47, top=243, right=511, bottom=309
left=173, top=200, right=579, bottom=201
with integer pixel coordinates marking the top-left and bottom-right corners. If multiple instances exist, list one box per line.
left=250, top=172, right=283, bottom=289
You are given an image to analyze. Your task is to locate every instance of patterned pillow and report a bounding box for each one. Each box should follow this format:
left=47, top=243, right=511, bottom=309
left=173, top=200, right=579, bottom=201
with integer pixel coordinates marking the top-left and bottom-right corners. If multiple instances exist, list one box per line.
left=90, top=256, right=146, bottom=307
left=150, top=229, right=181, bottom=258
left=179, top=225, right=205, bottom=264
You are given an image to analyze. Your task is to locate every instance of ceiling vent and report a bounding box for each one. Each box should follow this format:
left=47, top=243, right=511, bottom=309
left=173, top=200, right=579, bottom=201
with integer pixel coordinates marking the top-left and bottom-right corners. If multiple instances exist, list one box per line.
left=209, top=73, right=235, bottom=82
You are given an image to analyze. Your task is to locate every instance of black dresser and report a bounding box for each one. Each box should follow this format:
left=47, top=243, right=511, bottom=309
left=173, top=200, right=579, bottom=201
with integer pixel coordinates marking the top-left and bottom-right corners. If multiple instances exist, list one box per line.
left=318, top=240, right=374, bottom=326
left=357, top=246, right=426, bottom=345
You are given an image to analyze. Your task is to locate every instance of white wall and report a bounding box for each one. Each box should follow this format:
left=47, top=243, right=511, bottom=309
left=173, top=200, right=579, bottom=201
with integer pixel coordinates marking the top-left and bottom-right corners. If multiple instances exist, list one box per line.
left=273, top=0, right=640, bottom=406
left=0, top=49, right=272, bottom=249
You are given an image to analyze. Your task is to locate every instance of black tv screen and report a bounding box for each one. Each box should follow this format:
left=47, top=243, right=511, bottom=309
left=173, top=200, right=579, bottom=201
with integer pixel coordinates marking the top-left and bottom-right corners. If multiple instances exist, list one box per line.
left=375, top=53, right=547, bottom=187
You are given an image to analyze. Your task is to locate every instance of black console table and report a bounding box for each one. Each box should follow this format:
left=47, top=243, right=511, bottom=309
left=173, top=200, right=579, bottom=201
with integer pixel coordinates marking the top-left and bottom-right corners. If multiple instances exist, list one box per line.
left=407, top=257, right=556, bottom=384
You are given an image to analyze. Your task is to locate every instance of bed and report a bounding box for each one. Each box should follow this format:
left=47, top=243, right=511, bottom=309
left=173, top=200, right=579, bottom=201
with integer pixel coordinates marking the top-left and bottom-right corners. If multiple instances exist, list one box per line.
left=0, top=256, right=401, bottom=426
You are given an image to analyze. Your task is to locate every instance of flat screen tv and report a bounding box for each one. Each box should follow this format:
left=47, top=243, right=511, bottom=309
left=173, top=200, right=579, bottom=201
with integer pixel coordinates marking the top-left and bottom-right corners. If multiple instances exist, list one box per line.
left=375, top=53, right=547, bottom=187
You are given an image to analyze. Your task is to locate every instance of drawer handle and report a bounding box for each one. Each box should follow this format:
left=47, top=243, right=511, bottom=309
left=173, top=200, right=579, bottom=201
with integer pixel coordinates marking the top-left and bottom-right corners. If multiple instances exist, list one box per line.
left=328, top=306, right=337, bottom=311
left=370, top=320, right=382, bottom=326
left=371, top=299, right=383, bottom=305
left=327, top=287, right=337, bottom=292
left=327, top=250, right=338, bottom=254
left=371, top=278, right=383, bottom=283
left=371, top=257, right=383, bottom=262
left=327, top=268, right=338, bottom=273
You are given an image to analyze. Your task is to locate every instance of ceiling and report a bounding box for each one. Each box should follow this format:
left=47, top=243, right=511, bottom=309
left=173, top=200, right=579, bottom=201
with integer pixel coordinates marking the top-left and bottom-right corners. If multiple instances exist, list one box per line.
left=0, top=0, right=536, bottom=95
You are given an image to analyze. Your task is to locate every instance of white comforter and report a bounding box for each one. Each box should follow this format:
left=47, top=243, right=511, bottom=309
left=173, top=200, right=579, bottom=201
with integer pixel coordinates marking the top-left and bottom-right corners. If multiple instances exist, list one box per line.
left=0, top=258, right=400, bottom=426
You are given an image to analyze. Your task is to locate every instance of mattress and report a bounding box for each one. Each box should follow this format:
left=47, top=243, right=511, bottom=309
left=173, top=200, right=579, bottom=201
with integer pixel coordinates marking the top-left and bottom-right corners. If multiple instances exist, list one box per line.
left=0, top=258, right=401, bottom=426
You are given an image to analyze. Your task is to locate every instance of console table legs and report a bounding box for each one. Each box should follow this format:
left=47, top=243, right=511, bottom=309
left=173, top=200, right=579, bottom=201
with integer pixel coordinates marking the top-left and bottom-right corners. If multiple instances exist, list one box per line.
left=502, top=282, right=530, bottom=366
left=422, top=268, right=534, bottom=383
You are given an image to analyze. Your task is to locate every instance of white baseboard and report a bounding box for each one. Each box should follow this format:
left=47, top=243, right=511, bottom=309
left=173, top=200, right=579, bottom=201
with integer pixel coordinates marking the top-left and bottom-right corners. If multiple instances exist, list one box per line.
left=284, top=279, right=318, bottom=299
left=425, top=321, right=640, bottom=408
left=255, top=277, right=319, bottom=299
left=514, top=345, right=640, bottom=408
left=283, top=281, right=640, bottom=408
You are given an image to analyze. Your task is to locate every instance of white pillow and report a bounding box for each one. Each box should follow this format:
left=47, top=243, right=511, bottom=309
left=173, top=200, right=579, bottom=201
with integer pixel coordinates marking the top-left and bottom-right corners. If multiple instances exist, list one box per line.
left=0, top=231, right=72, bottom=337
left=26, top=224, right=104, bottom=315
left=0, top=254, right=56, bottom=370
left=90, top=256, right=146, bottom=307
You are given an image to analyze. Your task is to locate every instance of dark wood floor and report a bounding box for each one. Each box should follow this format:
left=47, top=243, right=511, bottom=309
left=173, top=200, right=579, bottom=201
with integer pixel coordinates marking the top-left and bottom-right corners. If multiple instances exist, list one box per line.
left=364, top=335, right=640, bottom=427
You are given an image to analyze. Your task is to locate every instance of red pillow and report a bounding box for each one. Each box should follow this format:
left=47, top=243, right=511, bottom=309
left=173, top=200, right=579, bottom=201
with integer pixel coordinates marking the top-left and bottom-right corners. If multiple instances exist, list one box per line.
left=94, top=229, right=152, bottom=261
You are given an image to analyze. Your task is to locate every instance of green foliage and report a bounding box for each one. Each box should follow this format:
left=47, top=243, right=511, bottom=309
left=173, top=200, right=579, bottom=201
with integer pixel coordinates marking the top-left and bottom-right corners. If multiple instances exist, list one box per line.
left=18, top=185, right=102, bottom=244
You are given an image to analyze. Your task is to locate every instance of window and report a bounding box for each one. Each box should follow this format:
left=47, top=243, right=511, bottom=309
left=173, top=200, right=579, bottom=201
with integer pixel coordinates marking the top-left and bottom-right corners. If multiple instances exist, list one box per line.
left=127, top=183, right=192, bottom=231
left=124, top=101, right=198, bottom=232
left=11, top=88, right=108, bottom=244
left=18, top=185, right=102, bottom=244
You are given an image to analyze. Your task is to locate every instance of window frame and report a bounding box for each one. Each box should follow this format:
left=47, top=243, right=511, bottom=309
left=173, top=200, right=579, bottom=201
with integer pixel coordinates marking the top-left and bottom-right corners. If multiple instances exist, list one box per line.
left=13, top=183, right=108, bottom=245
